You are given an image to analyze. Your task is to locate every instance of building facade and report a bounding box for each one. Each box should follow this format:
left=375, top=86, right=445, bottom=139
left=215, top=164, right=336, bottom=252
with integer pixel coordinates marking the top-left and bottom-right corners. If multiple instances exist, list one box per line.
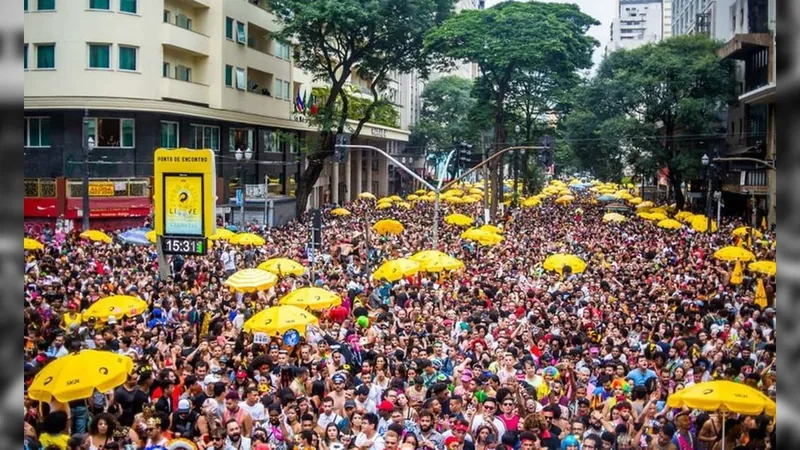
left=24, top=0, right=418, bottom=227
left=607, top=0, right=664, bottom=53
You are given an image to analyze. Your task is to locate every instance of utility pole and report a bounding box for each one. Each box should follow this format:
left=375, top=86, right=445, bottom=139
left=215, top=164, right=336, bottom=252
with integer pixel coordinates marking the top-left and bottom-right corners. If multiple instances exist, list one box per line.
left=481, top=132, right=489, bottom=224
left=81, top=109, right=95, bottom=231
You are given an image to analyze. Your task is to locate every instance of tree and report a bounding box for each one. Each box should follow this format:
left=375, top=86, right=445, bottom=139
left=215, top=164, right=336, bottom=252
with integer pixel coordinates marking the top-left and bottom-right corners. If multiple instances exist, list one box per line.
left=424, top=1, right=598, bottom=217
left=409, top=75, right=475, bottom=165
left=565, top=34, right=734, bottom=207
left=267, top=0, right=454, bottom=215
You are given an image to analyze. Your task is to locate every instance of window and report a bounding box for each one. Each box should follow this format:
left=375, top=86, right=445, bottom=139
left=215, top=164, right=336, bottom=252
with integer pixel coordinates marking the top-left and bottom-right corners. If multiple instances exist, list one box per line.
left=119, top=0, right=137, bottom=14
left=88, top=44, right=111, bottom=69
left=25, top=117, right=51, bottom=148
left=225, top=17, right=234, bottom=39
left=176, top=13, right=192, bottom=30
left=175, top=65, right=192, bottom=82
left=235, top=67, right=246, bottom=90
left=160, top=121, right=179, bottom=148
left=225, top=65, right=233, bottom=87
left=23, top=44, right=28, bottom=70
left=163, top=9, right=171, bottom=23
left=276, top=41, right=291, bottom=60
left=229, top=128, right=254, bottom=151
left=163, top=62, right=170, bottom=77
left=86, top=118, right=135, bottom=148
left=236, top=21, right=246, bottom=44
left=275, top=79, right=290, bottom=100
left=35, top=44, right=55, bottom=69
left=190, top=124, right=220, bottom=151
left=89, top=0, right=109, bottom=10
left=118, top=45, right=137, bottom=71
left=263, top=131, right=282, bottom=153
left=37, top=0, right=55, bottom=10
left=25, top=0, right=28, bottom=12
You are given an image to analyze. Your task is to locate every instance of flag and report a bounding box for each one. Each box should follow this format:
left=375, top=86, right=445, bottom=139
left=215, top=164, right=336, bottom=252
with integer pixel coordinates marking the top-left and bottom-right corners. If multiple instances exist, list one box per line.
left=730, top=260, right=743, bottom=285
left=295, top=91, right=305, bottom=113
left=302, top=90, right=308, bottom=114
left=755, top=277, right=767, bottom=308
left=761, top=216, right=767, bottom=230
left=309, top=93, right=319, bottom=115
left=747, top=234, right=753, bottom=249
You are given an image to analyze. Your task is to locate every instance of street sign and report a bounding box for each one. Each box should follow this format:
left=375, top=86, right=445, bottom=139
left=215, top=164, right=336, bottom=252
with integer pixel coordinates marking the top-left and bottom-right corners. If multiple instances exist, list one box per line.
left=153, top=148, right=216, bottom=256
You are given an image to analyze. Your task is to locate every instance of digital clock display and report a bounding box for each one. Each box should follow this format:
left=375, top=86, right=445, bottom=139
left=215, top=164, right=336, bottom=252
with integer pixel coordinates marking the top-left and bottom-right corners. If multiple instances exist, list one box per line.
left=161, top=236, right=207, bottom=255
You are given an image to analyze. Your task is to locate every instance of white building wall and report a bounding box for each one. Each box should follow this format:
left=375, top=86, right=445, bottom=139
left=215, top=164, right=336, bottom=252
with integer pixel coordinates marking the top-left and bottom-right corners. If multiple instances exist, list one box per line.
left=608, top=0, right=664, bottom=52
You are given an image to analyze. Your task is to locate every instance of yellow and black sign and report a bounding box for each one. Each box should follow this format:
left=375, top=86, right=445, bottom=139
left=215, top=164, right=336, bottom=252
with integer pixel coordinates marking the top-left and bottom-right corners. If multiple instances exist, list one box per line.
left=88, top=181, right=115, bottom=197
left=153, top=148, right=216, bottom=238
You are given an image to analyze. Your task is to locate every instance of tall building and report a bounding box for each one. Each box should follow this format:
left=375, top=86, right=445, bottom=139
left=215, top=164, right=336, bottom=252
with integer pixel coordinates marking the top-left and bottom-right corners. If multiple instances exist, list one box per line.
left=607, top=0, right=664, bottom=53
left=663, top=0, right=673, bottom=38
left=671, top=0, right=776, bottom=226
left=23, top=0, right=421, bottom=227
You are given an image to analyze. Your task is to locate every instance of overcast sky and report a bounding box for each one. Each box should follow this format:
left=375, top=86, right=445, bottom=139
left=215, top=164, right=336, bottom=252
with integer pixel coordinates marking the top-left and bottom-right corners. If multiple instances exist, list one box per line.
left=485, top=0, right=614, bottom=69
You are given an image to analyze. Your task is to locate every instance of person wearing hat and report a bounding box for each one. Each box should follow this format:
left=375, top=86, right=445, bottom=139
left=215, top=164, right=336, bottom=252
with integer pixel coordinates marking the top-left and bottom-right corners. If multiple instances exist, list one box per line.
left=170, top=399, right=199, bottom=440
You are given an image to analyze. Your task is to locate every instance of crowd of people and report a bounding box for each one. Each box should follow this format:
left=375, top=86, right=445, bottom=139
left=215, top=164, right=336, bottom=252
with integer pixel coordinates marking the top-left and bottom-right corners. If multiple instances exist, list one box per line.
left=22, top=185, right=777, bottom=450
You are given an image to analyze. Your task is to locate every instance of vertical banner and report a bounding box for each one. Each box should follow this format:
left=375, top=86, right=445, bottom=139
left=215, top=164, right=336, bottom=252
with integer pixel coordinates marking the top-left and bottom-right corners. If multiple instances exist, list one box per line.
left=154, top=148, right=216, bottom=238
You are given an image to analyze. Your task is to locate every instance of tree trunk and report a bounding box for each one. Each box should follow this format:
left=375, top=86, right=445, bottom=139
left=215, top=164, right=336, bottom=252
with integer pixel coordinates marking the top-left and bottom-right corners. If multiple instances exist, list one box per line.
left=295, top=132, right=335, bottom=217
left=668, top=169, right=685, bottom=210
left=489, top=111, right=507, bottom=219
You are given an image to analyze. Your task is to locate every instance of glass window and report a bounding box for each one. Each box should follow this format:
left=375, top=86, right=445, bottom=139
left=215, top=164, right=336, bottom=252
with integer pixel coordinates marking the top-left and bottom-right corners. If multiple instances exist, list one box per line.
left=36, top=44, right=55, bottom=69
left=88, top=44, right=111, bottom=69
left=23, top=44, right=27, bottom=69
left=160, top=121, right=179, bottom=148
left=235, top=67, right=246, bottom=90
left=162, top=62, right=170, bottom=77
left=37, top=0, right=55, bottom=10
left=163, top=9, right=170, bottom=23
left=25, top=0, right=28, bottom=12
left=275, top=79, right=291, bottom=100
left=190, top=124, right=220, bottom=151
left=236, top=21, right=246, bottom=44
left=86, top=118, right=135, bottom=148
left=225, top=65, right=233, bottom=87
left=225, top=17, right=234, bottom=39
left=276, top=42, right=291, bottom=60
left=175, top=65, right=192, bottom=82
left=89, top=0, right=109, bottom=9
left=118, top=46, right=137, bottom=71
left=119, top=0, right=136, bottom=13
left=229, top=128, right=254, bottom=152
left=25, top=117, right=51, bottom=148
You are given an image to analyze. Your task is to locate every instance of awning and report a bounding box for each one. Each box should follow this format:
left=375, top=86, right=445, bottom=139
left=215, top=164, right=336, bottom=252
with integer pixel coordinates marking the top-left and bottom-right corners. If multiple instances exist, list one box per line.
left=739, top=83, right=775, bottom=104
left=718, top=33, right=772, bottom=60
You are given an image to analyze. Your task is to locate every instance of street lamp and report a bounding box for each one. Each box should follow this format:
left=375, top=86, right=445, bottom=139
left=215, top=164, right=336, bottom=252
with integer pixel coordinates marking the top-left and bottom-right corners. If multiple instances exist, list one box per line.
left=701, top=153, right=713, bottom=234
left=81, top=108, right=95, bottom=231
left=235, top=147, right=253, bottom=229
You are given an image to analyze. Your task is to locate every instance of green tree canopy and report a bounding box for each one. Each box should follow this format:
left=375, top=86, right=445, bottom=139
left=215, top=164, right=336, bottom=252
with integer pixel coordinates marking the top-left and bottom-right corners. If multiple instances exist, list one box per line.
left=267, top=0, right=455, bottom=213
left=565, top=34, right=734, bottom=207
left=410, top=75, right=475, bottom=154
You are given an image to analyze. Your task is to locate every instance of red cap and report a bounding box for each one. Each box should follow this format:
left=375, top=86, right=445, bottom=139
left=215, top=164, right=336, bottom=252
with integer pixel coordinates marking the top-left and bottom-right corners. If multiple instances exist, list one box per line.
left=236, top=371, right=248, bottom=379
left=377, top=400, right=394, bottom=412
left=445, top=436, right=460, bottom=447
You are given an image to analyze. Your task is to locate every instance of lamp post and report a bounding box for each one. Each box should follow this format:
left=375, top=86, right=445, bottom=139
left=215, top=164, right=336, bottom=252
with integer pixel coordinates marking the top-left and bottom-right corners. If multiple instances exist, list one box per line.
left=235, top=147, right=253, bottom=229
left=701, top=153, right=713, bottom=234
left=81, top=108, right=95, bottom=231
left=513, top=125, right=520, bottom=206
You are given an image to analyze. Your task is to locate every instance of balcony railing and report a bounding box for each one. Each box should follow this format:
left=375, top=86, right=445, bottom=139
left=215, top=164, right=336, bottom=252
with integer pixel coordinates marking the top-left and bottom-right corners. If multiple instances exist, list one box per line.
left=24, top=178, right=57, bottom=197
left=725, top=170, right=767, bottom=187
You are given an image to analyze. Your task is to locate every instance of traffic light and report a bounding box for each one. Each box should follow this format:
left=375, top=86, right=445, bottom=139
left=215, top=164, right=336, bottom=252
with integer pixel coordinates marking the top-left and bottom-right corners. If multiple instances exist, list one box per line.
left=538, top=135, right=554, bottom=167
left=334, top=134, right=350, bottom=163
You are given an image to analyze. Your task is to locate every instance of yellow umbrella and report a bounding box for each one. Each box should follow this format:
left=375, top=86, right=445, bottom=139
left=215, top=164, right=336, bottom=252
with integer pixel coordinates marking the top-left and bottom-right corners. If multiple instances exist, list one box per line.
left=373, top=219, right=404, bottom=235
left=396, top=201, right=412, bottom=209
left=420, top=254, right=465, bottom=272
left=690, top=216, right=717, bottom=232
left=478, top=224, right=503, bottom=234
left=258, top=258, right=305, bottom=277
left=372, top=258, right=421, bottom=282
left=358, top=192, right=376, bottom=200
left=80, top=230, right=112, bottom=244
left=223, top=268, right=279, bottom=293
left=732, top=226, right=763, bottom=238
left=522, top=197, right=541, bottom=208
left=755, top=278, right=768, bottom=308
left=674, top=211, right=694, bottom=221
left=444, top=189, right=464, bottom=197
left=649, top=207, right=668, bottom=216
left=376, top=202, right=393, bottom=210
left=330, top=208, right=351, bottom=217
left=713, top=246, right=756, bottom=262
left=748, top=260, right=776, bottom=276
left=461, top=228, right=504, bottom=246
left=679, top=213, right=697, bottom=223
left=666, top=380, right=775, bottom=417
left=543, top=254, right=587, bottom=274
left=243, top=305, right=318, bottom=336
left=444, top=196, right=463, bottom=204
left=278, top=287, right=342, bottom=310
left=603, top=213, right=626, bottom=223
left=407, top=194, right=420, bottom=201
left=415, top=189, right=428, bottom=195
left=637, top=212, right=654, bottom=220
left=82, top=295, right=148, bottom=322
left=730, top=260, right=744, bottom=285
left=628, top=197, right=643, bottom=205
left=445, top=213, right=474, bottom=227
left=469, top=188, right=484, bottom=195
left=209, top=228, right=235, bottom=241
left=555, top=195, right=574, bottom=205
left=24, top=238, right=44, bottom=251
left=145, top=230, right=157, bottom=243
left=635, top=201, right=654, bottom=209
left=230, top=233, right=266, bottom=246
left=657, top=219, right=683, bottom=230
left=388, top=195, right=402, bottom=202
left=409, top=250, right=450, bottom=264
left=28, top=350, right=134, bottom=403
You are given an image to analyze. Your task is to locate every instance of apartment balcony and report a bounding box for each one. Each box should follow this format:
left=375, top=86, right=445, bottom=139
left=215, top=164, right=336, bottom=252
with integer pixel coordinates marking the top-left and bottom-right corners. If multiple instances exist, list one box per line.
left=162, top=22, right=210, bottom=56
left=160, top=77, right=209, bottom=106
left=722, top=169, right=769, bottom=195
left=242, top=0, right=282, bottom=32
